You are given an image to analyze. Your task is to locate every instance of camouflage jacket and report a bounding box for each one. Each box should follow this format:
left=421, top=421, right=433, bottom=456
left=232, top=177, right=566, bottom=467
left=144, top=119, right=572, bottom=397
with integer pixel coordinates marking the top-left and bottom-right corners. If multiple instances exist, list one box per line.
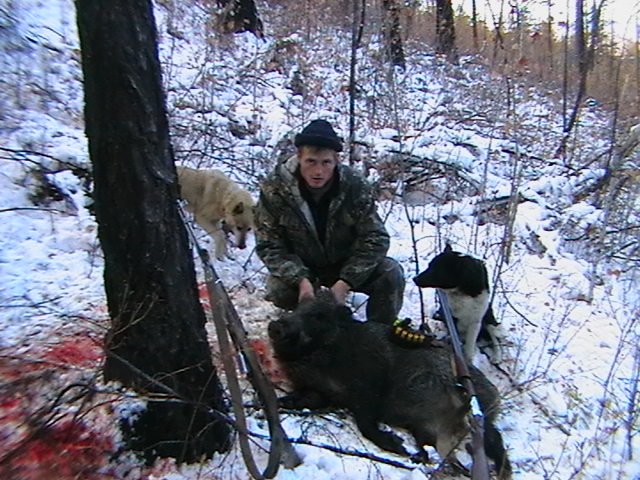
left=255, top=156, right=390, bottom=288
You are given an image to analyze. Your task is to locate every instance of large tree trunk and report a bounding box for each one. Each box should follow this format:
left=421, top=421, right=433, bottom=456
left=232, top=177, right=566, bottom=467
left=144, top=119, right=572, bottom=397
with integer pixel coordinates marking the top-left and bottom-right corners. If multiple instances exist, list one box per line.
left=75, top=0, right=231, bottom=464
left=435, top=0, right=457, bottom=62
left=471, top=0, right=478, bottom=50
left=381, top=0, right=406, bottom=69
left=546, top=1, right=554, bottom=74
left=348, top=0, right=366, bottom=164
left=217, top=0, right=263, bottom=37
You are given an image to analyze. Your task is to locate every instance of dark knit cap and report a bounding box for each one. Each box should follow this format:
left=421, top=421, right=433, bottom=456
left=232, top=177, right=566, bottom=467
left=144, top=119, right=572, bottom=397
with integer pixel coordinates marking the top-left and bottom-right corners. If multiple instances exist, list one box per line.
left=294, top=119, right=343, bottom=152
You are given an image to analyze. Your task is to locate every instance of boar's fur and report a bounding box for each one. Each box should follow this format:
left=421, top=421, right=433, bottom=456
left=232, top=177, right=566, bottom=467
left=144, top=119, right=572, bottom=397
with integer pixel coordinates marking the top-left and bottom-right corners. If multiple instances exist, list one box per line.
left=268, top=291, right=511, bottom=478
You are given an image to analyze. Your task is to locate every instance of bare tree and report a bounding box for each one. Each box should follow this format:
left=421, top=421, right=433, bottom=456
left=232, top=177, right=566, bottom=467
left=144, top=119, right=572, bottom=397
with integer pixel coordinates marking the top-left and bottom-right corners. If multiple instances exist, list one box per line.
left=381, top=0, right=406, bottom=69
left=486, top=0, right=506, bottom=67
left=471, top=0, right=478, bottom=50
left=75, top=0, right=231, bottom=463
left=636, top=23, right=640, bottom=115
left=558, top=0, right=605, bottom=155
left=349, top=0, right=366, bottom=163
left=435, top=0, right=457, bottom=62
left=546, top=0, right=555, bottom=73
left=217, top=0, right=264, bottom=37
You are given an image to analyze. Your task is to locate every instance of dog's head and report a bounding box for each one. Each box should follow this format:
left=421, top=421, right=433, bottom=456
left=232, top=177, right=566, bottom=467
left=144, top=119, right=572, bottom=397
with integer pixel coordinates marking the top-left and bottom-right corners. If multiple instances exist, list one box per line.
left=223, top=196, right=254, bottom=249
left=414, top=244, right=489, bottom=296
left=414, top=244, right=461, bottom=289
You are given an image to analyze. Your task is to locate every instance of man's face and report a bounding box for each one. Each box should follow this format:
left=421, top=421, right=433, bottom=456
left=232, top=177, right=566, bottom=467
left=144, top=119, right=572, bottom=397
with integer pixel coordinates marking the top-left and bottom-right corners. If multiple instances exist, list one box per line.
left=298, top=146, right=338, bottom=189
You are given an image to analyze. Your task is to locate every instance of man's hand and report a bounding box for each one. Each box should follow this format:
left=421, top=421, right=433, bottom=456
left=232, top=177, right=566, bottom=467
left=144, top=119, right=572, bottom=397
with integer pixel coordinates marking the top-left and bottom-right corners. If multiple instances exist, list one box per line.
left=330, top=279, right=351, bottom=305
left=298, top=277, right=315, bottom=303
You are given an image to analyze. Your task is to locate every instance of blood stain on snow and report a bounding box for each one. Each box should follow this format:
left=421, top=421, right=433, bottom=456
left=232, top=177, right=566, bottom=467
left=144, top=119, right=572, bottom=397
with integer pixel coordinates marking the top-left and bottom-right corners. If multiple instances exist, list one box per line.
left=198, top=282, right=212, bottom=310
left=0, top=338, right=114, bottom=480
left=0, top=420, right=114, bottom=480
left=42, top=335, right=104, bottom=368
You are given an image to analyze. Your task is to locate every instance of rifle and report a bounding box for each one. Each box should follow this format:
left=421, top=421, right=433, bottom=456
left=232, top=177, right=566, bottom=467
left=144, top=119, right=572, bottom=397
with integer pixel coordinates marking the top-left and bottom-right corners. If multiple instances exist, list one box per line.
left=181, top=207, right=301, bottom=479
left=436, top=288, right=490, bottom=480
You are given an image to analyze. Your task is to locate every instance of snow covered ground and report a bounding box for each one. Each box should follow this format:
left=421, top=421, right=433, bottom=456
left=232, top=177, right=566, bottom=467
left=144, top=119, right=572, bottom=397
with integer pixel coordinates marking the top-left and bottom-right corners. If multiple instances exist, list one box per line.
left=0, top=1, right=638, bottom=479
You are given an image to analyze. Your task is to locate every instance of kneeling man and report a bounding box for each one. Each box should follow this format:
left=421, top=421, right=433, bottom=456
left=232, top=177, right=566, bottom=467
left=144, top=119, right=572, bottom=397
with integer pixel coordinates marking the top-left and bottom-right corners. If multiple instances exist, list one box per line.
left=255, top=119, right=404, bottom=324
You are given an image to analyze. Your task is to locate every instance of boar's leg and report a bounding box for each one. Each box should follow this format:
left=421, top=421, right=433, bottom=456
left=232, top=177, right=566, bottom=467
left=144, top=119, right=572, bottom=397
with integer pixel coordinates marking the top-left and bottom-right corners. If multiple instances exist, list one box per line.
left=278, top=389, right=330, bottom=410
left=405, top=427, right=437, bottom=463
left=468, top=368, right=512, bottom=478
left=407, top=425, right=465, bottom=469
left=353, top=410, right=408, bottom=456
left=484, top=419, right=512, bottom=479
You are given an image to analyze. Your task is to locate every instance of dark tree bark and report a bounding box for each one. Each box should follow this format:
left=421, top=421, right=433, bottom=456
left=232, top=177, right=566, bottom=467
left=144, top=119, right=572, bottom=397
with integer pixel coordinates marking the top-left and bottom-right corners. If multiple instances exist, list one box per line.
left=435, top=0, right=457, bottom=62
left=636, top=22, right=640, bottom=115
left=348, top=0, right=366, bottom=164
left=576, top=0, right=587, bottom=72
left=217, top=0, right=263, bottom=37
left=381, top=0, right=406, bottom=69
left=546, top=1, right=554, bottom=73
left=471, top=0, right=478, bottom=50
left=490, top=0, right=506, bottom=67
left=75, top=0, right=231, bottom=464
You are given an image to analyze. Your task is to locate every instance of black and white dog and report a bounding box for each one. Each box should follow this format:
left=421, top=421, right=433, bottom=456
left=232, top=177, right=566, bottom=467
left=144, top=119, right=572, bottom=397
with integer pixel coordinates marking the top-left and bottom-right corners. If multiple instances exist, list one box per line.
left=413, top=244, right=503, bottom=363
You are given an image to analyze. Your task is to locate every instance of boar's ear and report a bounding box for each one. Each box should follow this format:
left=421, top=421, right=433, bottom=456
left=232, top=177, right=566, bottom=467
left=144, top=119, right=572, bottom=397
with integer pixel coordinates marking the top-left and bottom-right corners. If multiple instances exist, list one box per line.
left=316, top=287, right=337, bottom=304
left=335, top=305, right=353, bottom=322
left=444, top=243, right=453, bottom=252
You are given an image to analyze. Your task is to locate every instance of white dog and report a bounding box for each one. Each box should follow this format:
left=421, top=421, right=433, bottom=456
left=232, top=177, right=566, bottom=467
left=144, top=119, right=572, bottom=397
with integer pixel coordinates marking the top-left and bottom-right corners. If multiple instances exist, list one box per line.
left=177, top=166, right=254, bottom=260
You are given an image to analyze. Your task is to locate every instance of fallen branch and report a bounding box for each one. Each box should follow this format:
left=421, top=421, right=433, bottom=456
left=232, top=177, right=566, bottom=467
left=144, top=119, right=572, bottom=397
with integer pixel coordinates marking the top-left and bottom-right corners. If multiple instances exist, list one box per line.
left=248, top=431, right=415, bottom=470
left=0, top=206, right=71, bottom=215
left=292, top=437, right=415, bottom=470
left=0, top=146, right=88, bottom=173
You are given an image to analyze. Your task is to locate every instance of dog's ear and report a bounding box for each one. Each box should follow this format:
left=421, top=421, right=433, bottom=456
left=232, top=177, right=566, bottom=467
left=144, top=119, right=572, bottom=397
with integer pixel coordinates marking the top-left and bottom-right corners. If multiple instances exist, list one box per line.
left=232, top=202, right=245, bottom=215
left=444, top=243, right=453, bottom=253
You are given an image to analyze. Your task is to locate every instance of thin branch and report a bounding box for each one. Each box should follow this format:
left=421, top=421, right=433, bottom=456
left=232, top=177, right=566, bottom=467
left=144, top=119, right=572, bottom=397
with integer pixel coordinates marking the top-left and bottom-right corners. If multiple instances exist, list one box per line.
left=0, top=206, right=72, bottom=214
left=292, top=436, right=415, bottom=470
left=249, top=430, right=415, bottom=470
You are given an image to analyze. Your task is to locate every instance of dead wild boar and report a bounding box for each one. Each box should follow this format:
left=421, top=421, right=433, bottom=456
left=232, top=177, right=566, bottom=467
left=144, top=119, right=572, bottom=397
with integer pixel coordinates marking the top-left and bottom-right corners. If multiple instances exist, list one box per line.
left=268, top=292, right=511, bottom=478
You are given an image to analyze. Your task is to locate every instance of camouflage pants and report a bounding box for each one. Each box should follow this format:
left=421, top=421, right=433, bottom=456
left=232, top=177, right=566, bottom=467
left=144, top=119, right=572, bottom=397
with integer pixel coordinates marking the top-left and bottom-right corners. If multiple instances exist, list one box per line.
left=265, top=257, right=405, bottom=324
